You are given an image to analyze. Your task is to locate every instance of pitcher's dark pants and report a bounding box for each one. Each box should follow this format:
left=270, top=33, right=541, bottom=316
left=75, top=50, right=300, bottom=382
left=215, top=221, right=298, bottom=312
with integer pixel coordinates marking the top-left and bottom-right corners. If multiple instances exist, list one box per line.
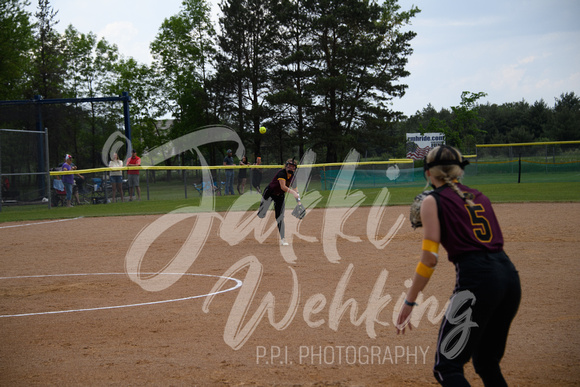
left=257, top=187, right=286, bottom=239
left=434, top=251, right=521, bottom=387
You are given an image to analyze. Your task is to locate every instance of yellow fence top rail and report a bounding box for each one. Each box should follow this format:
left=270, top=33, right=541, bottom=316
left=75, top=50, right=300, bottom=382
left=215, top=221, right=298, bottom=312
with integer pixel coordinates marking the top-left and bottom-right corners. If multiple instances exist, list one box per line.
left=50, top=159, right=414, bottom=176
left=476, top=140, right=580, bottom=148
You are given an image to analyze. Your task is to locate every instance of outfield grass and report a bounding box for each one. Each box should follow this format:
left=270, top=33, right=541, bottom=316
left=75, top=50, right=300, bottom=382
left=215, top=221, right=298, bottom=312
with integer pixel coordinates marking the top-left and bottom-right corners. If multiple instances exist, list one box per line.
left=0, top=181, right=577, bottom=224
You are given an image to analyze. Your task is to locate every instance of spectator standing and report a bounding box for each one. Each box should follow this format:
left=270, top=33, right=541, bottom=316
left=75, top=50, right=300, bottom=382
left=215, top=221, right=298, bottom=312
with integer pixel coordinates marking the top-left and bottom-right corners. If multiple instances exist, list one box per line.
left=109, top=152, right=124, bottom=203
left=126, top=149, right=141, bottom=201
left=2, top=176, right=9, bottom=193
left=223, top=149, right=235, bottom=195
left=71, top=163, right=85, bottom=205
left=252, top=156, right=263, bottom=194
left=237, top=155, right=249, bottom=194
left=61, top=154, right=74, bottom=207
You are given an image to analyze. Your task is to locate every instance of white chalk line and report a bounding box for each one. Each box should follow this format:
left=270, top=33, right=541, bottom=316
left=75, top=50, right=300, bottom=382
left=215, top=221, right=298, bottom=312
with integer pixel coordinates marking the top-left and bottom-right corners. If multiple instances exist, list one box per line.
left=0, top=217, right=84, bottom=229
left=0, top=272, right=242, bottom=318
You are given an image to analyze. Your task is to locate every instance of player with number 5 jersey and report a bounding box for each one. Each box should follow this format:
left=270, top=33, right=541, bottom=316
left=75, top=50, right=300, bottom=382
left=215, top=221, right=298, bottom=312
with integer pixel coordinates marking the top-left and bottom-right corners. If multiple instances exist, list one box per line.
left=396, top=145, right=521, bottom=387
left=432, top=182, right=504, bottom=260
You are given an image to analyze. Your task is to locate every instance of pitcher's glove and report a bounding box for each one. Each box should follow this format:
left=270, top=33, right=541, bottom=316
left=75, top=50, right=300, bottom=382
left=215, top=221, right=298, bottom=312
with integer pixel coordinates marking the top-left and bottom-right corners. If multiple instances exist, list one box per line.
left=410, top=190, right=433, bottom=229
left=292, top=201, right=306, bottom=219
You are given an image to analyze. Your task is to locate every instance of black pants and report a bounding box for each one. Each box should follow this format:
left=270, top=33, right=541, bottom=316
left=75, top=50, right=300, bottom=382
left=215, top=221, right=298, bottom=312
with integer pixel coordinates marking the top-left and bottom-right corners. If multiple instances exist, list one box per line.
left=257, top=187, right=286, bottom=239
left=434, top=251, right=521, bottom=387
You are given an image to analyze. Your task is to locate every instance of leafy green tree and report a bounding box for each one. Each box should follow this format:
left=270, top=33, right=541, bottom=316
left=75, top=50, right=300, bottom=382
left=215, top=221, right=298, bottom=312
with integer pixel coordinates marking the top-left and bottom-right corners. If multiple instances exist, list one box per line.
left=408, top=104, right=451, bottom=138
left=102, top=58, right=170, bottom=170
left=0, top=0, right=36, bottom=179
left=60, top=25, right=123, bottom=166
left=61, top=26, right=97, bottom=98
left=0, top=0, right=35, bottom=100
left=506, top=126, right=534, bottom=143
left=25, top=0, right=72, bottom=167
left=478, top=100, right=533, bottom=145
left=268, top=0, right=316, bottom=160
left=446, top=91, right=487, bottom=153
left=528, top=99, right=550, bottom=139
left=477, top=103, right=504, bottom=144
left=150, top=0, right=216, bottom=134
left=105, top=58, right=165, bottom=140
left=217, top=0, right=279, bottom=160
left=548, top=92, right=580, bottom=141
left=305, top=0, right=419, bottom=162
left=215, top=0, right=247, bottom=134
left=31, top=0, right=64, bottom=99
left=149, top=0, right=216, bottom=177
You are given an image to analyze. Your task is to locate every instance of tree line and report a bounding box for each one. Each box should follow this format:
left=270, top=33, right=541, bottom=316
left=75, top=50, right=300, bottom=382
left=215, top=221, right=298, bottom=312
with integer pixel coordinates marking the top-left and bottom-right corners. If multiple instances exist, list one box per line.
left=1, top=0, right=578, bottom=172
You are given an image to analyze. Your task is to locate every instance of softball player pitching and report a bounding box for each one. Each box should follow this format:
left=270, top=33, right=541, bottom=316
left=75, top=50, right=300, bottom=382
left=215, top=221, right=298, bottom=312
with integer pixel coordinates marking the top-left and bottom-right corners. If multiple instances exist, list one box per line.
left=397, top=145, right=521, bottom=387
left=257, top=158, right=301, bottom=246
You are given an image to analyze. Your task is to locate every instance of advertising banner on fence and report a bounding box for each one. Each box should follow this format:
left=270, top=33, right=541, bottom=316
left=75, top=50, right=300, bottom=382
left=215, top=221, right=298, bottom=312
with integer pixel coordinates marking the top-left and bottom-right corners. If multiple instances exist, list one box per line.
left=406, top=133, right=445, bottom=160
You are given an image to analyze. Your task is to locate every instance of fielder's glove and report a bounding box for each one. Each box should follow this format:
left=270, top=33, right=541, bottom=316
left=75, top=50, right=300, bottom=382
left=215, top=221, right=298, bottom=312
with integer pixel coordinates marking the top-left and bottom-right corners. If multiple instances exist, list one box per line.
left=410, top=190, right=433, bottom=229
left=292, top=201, right=306, bottom=219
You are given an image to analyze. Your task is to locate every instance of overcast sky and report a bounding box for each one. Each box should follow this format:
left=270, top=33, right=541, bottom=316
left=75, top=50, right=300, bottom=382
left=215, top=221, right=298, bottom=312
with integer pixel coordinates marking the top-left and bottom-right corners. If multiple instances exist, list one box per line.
left=27, top=0, right=580, bottom=117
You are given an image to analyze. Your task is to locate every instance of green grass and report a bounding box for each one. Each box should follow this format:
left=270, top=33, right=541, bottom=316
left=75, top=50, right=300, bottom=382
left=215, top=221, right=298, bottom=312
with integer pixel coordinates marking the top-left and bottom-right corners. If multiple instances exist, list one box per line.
left=1, top=181, right=577, bottom=224
left=466, top=181, right=580, bottom=203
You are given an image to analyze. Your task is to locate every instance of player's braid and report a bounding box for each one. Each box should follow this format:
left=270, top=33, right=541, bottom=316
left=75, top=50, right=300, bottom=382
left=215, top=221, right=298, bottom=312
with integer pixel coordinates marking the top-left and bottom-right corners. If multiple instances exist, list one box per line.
left=443, top=175, right=475, bottom=207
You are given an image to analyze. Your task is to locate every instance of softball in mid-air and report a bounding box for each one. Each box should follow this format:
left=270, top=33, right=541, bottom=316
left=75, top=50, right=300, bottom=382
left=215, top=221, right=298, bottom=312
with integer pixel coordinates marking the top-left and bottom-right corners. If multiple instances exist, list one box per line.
left=259, top=126, right=267, bottom=134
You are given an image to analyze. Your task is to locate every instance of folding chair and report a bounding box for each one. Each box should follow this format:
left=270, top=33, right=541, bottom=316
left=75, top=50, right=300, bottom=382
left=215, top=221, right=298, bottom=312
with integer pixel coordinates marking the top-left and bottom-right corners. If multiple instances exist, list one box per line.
left=193, top=182, right=213, bottom=196
left=52, top=178, right=66, bottom=206
left=91, top=178, right=106, bottom=204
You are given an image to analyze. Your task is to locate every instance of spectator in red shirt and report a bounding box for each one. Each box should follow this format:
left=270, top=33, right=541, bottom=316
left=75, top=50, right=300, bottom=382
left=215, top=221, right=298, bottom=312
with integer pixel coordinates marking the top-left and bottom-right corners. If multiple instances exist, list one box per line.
left=126, top=149, right=141, bottom=201
left=2, top=176, right=9, bottom=193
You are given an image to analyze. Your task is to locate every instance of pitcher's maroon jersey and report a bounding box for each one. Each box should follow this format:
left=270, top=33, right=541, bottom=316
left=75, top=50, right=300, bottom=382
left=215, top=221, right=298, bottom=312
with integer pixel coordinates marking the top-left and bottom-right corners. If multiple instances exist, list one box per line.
left=267, top=169, right=295, bottom=196
left=431, top=183, right=504, bottom=262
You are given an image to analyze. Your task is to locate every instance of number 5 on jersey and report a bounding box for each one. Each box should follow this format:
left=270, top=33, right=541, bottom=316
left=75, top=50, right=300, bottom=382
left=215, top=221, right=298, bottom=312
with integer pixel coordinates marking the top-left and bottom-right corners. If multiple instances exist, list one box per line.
left=465, top=204, right=492, bottom=243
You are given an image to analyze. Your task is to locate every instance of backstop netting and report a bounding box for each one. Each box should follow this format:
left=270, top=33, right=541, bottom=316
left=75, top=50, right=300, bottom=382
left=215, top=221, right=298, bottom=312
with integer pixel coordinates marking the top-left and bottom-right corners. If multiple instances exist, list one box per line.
left=0, top=93, right=131, bottom=209
left=0, top=127, right=47, bottom=203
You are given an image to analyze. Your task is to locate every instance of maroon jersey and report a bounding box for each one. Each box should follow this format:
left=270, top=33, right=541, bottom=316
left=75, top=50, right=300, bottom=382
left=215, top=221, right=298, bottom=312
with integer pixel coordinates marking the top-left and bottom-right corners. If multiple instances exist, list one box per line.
left=432, top=183, right=504, bottom=262
left=267, top=169, right=295, bottom=196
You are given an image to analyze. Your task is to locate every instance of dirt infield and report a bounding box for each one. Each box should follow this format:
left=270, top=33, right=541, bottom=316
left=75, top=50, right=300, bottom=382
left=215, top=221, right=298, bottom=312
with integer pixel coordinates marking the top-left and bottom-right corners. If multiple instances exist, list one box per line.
left=1, top=203, right=579, bottom=386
